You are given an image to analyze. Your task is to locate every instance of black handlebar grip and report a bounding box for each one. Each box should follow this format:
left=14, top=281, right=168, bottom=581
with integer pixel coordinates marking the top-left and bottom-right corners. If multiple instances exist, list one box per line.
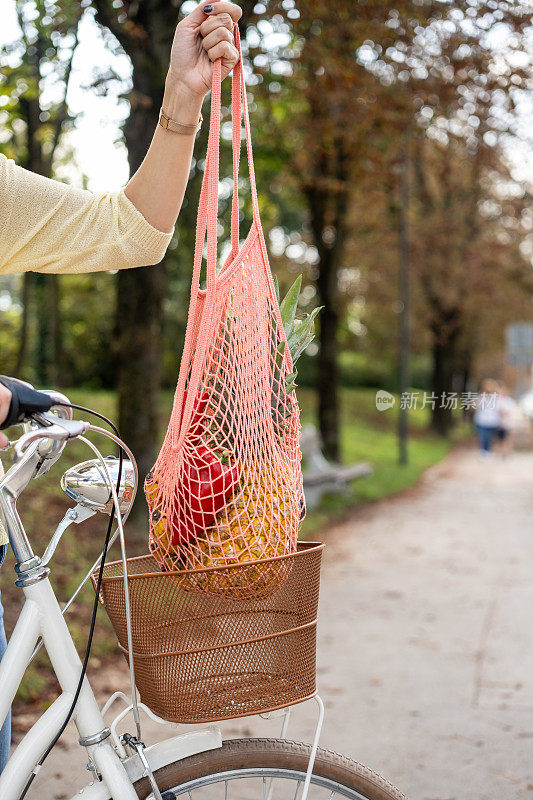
left=0, top=376, right=55, bottom=429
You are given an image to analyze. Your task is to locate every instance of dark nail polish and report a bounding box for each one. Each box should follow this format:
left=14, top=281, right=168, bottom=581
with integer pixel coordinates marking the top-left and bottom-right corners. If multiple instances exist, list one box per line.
left=203, top=5, right=213, bottom=12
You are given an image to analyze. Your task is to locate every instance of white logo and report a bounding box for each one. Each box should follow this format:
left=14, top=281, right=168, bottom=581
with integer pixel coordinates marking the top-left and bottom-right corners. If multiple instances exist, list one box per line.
left=376, top=390, right=396, bottom=411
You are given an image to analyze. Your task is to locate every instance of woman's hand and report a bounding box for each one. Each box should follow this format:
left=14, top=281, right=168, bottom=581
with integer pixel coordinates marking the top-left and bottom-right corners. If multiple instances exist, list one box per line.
left=167, top=2, right=242, bottom=98
left=0, top=383, right=11, bottom=449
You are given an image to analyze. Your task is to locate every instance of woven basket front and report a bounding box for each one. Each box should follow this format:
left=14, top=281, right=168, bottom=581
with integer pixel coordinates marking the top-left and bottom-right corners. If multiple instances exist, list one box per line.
left=93, top=541, right=323, bottom=723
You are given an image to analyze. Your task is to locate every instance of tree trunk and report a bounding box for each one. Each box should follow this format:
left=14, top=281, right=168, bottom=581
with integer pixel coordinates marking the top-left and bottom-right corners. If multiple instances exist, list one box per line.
left=20, top=50, right=66, bottom=388
left=457, top=344, right=473, bottom=419
left=316, top=253, right=340, bottom=462
left=117, top=78, right=165, bottom=531
left=48, top=275, right=63, bottom=386
left=15, top=273, right=32, bottom=375
left=31, top=274, right=62, bottom=386
left=33, top=273, right=50, bottom=385
left=306, top=150, right=349, bottom=464
left=398, top=149, right=410, bottom=465
left=430, top=324, right=459, bottom=437
left=116, top=264, right=165, bottom=525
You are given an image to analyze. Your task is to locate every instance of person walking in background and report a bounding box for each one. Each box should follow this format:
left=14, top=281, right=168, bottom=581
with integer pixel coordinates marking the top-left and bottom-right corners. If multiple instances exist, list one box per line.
left=473, top=379, right=501, bottom=458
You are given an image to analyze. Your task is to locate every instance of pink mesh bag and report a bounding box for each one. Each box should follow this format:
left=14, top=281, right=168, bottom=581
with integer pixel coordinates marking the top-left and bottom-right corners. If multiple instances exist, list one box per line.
left=145, top=32, right=305, bottom=600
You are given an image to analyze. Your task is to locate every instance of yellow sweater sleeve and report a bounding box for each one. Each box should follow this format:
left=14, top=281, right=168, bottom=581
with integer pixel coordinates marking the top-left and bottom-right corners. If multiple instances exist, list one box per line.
left=0, top=153, right=173, bottom=275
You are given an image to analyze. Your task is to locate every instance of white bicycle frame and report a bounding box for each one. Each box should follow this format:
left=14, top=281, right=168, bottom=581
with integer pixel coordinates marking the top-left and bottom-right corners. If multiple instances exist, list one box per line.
left=0, top=407, right=324, bottom=800
left=0, top=566, right=223, bottom=800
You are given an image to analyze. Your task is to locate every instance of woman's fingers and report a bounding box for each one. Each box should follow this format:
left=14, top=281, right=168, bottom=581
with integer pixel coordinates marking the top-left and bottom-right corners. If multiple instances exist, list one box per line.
left=0, top=384, right=10, bottom=434
left=201, top=25, right=234, bottom=53
left=185, top=1, right=241, bottom=26
left=199, top=13, right=234, bottom=37
left=199, top=4, right=240, bottom=68
left=202, top=2, right=242, bottom=23
left=205, top=40, right=239, bottom=66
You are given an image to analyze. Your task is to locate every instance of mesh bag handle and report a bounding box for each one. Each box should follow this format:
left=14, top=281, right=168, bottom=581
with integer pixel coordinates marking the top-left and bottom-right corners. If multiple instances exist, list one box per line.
left=174, top=30, right=263, bottom=449
left=194, top=26, right=259, bottom=294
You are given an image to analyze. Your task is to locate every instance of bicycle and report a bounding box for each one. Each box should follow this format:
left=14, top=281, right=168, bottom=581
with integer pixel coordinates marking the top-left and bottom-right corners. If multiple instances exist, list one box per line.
left=0, top=380, right=406, bottom=800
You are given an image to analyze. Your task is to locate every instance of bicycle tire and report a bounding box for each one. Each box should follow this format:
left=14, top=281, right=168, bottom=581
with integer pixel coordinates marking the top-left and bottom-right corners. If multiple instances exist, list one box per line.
left=133, top=737, right=407, bottom=800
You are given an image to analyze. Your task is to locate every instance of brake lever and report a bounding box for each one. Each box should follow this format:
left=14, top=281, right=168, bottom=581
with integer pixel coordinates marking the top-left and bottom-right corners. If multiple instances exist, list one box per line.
left=14, top=419, right=89, bottom=460
left=32, top=405, right=73, bottom=478
left=0, top=420, right=34, bottom=454
left=42, top=503, right=97, bottom=566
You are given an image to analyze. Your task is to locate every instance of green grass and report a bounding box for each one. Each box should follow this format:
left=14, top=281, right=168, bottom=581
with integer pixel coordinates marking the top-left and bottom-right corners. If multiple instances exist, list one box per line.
left=2, top=386, right=470, bottom=713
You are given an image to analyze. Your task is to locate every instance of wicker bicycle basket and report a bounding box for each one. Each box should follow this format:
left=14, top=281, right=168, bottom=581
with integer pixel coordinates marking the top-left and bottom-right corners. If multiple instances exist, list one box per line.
left=92, top=541, right=323, bottom=723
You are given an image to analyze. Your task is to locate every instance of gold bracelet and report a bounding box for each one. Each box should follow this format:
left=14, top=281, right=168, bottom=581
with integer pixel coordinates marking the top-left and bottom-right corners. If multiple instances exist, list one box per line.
left=159, top=108, right=203, bottom=135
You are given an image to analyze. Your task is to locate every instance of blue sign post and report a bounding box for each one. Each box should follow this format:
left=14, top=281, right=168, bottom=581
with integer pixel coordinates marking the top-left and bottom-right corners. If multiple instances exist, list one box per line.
left=506, top=323, right=533, bottom=367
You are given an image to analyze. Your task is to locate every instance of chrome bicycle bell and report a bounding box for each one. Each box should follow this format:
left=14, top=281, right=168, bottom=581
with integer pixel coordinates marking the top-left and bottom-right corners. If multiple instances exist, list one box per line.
left=61, top=456, right=136, bottom=514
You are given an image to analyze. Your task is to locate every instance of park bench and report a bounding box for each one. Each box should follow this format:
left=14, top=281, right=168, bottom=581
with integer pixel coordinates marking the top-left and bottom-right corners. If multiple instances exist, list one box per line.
left=300, top=424, right=373, bottom=509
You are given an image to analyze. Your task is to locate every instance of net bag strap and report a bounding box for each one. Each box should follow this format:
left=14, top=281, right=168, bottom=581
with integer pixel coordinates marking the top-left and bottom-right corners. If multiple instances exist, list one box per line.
left=193, top=26, right=259, bottom=294
left=173, top=29, right=260, bottom=445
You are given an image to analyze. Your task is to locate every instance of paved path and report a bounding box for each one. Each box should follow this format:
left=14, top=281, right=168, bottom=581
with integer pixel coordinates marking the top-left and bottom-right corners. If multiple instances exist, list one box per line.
left=25, top=448, right=533, bottom=799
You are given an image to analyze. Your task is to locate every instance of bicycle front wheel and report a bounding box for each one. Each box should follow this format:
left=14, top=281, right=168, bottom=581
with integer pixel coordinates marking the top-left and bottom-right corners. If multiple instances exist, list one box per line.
left=133, top=737, right=407, bottom=800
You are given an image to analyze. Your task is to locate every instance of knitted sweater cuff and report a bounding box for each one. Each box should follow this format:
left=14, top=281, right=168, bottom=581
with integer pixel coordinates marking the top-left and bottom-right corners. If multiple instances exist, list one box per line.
left=118, top=189, right=173, bottom=261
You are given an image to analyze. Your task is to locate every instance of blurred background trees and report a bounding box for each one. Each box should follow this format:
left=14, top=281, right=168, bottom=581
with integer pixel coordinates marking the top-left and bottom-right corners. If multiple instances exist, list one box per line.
left=0, top=0, right=531, bottom=480
left=1, top=0, right=82, bottom=384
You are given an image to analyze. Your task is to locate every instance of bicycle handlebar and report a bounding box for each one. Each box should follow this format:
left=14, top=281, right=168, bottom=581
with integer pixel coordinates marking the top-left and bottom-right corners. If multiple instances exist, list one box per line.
left=1, top=405, right=133, bottom=567
left=0, top=376, right=56, bottom=429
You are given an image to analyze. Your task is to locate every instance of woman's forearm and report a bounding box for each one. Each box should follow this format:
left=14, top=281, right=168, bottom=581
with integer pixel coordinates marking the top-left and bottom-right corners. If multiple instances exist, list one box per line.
left=124, top=2, right=241, bottom=235
left=124, top=77, right=204, bottom=234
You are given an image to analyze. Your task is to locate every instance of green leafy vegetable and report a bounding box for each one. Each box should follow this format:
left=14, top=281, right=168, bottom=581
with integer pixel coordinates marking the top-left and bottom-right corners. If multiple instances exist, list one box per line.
left=276, top=275, right=323, bottom=393
left=279, top=275, right=302, bottom=341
